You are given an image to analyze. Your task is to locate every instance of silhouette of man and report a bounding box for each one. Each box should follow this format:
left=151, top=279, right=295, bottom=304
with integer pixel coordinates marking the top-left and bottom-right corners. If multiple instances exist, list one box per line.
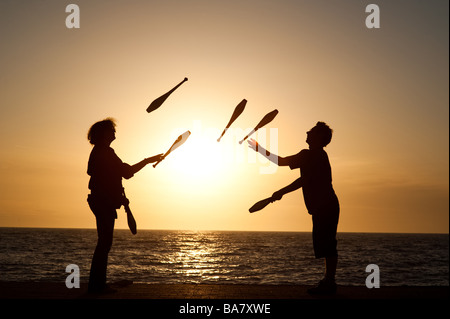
left=248, top=122, right=340, bottom=294
left=86, top=118, right=163, bottom=293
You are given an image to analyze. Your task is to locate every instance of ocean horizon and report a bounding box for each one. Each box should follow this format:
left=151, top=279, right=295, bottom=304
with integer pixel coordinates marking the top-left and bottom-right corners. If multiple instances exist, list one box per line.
left=0, top=227, right=448, bottom=287
left=3, top=226, right=449, bottom=234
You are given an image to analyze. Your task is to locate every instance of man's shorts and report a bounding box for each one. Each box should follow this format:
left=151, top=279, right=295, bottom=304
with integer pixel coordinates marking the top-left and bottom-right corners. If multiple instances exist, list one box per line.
left=312, top=204, right=340, bottom=259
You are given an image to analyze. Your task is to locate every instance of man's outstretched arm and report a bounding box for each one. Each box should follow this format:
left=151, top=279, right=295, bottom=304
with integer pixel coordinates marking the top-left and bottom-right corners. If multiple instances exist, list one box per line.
left=247, top=139, right=290, bottom=166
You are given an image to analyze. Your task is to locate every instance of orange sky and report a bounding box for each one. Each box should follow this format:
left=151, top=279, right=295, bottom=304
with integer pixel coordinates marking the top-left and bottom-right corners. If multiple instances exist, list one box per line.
left=0, top=0, right=448, bottom=233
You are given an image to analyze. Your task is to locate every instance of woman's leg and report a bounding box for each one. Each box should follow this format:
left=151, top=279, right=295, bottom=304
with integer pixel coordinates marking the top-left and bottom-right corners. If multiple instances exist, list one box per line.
left=88, top=207, right=115, bottom=292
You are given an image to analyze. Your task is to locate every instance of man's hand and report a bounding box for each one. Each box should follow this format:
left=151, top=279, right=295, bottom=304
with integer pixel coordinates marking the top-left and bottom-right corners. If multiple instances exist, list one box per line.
left=272, top=190, right=284, bottom=201
left=247, top=138, right=258, bottom=152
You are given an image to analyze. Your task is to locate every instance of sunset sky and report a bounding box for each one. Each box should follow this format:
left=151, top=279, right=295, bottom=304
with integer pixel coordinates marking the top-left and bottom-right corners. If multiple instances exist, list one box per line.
left=0, top=0, right=448, bottom=233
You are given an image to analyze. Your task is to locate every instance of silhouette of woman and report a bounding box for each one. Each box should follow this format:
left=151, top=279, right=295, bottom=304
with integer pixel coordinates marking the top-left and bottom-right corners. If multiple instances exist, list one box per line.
left=86, top=118, right=162, bottom=293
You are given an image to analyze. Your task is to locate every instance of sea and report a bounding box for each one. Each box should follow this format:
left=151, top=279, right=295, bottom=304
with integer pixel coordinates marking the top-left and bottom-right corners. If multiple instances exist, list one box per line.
left=0, top=228, right=448, bottom=287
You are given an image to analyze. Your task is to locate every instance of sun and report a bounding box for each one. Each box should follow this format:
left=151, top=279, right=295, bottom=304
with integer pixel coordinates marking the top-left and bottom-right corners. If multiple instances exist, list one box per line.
left=165, top=127, right=233, bottom=185
left=177, top=134, right=222, bottom=178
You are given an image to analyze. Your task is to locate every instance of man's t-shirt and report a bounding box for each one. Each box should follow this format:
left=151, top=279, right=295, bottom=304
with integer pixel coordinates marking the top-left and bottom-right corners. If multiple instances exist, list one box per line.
left=285, top=149, right=338, bottom=215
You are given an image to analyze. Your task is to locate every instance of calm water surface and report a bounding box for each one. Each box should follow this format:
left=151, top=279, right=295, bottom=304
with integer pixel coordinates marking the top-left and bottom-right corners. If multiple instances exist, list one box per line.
left=0, top=228, right=448, bottom=286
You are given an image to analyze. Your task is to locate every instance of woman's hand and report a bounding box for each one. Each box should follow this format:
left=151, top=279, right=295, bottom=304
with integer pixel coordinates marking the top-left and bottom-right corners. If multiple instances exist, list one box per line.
left=146, top=153, right=164, bottom=163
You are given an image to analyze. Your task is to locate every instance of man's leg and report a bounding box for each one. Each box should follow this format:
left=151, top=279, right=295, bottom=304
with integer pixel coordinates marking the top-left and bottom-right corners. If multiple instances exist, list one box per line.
left=325, top=256, right=338, bottom=282
left=308, top=213, right=338, bottom=295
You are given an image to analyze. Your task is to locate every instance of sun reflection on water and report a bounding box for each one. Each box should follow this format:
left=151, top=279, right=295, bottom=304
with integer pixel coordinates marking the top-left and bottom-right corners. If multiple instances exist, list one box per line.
left=111, top=229, right=320, bottom=284
left=163, top=231, right=223, bottom=280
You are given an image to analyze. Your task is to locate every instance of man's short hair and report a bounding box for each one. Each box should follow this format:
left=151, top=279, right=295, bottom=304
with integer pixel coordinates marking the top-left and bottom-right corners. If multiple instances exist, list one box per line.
left=315, top=121, right=333, bottom=147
